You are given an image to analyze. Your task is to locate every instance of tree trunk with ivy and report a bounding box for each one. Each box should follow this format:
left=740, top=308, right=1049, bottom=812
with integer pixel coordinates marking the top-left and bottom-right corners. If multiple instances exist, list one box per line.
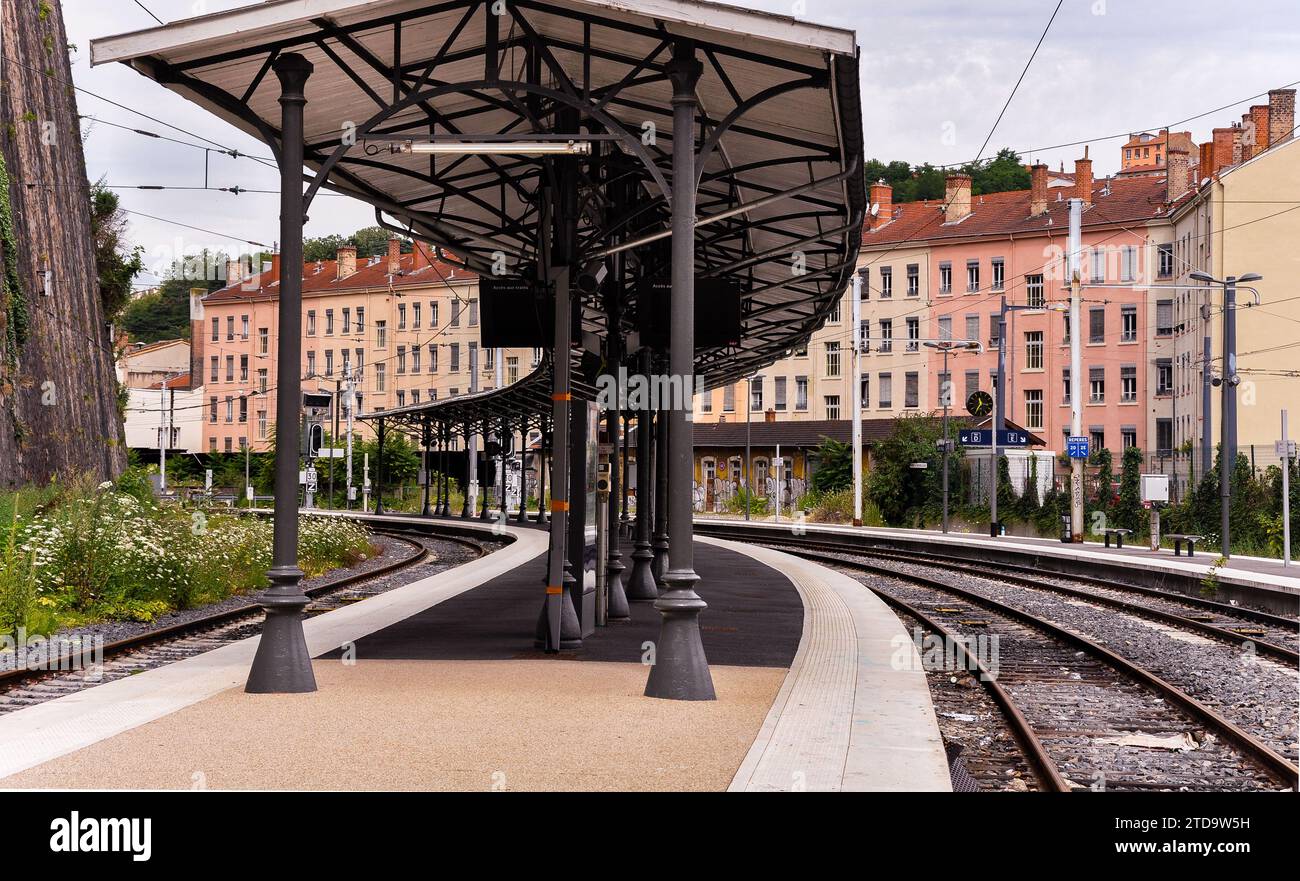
left=0, top=0, right=126, bottom=488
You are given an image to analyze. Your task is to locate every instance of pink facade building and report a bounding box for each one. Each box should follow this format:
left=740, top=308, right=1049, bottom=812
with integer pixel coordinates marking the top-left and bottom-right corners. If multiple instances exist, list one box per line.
left=859, top=157, right=1175, bottom=455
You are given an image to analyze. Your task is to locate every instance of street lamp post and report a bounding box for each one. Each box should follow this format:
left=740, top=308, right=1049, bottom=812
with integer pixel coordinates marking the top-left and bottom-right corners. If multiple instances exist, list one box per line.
left=1190, top=270, right=1262, bottom=559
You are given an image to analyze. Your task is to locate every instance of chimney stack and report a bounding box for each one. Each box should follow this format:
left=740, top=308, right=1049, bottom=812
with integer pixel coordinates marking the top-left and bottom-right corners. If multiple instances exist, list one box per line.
left=387, top=235, right=402, bottom=275
left=1211, top=127, right=1236, bottom=176
left=225, top=258, right=244, bottom=288
left=1166, top=148, right=1190, bottom=203
left=1268, top=88, right=1296, bottom=146
left=765, top=409, right=776, bottom=423
left=336, top=245, right=357, bottom=280
left=1029, top=163, right=1049, bottom=216
left=1073, top=147, right=1093, bottom=207
left=868, top=179, right=893, bottom=230
left=1250, top=105, right=1271, bottom=155
left=1199, top=141, right=1215, bottom=181
left=943, top=173, right=971, bottom=224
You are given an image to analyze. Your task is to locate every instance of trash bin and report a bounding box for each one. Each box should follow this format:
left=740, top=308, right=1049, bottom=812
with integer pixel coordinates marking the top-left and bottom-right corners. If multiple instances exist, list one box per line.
left=1059, top=514, right=1072, bottom=543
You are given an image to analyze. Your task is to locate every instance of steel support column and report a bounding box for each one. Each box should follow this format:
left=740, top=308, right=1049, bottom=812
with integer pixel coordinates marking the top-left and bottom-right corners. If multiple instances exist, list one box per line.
left=606, top=359, right=629, bottom=621
left=460, top=422, right=472, bottom=518
left=421, top=417, right=434, bottom=517
left=516, top=416, right=530, bottom=523
left=537, top=426, right=549, bottom=524
left=246, top=53, right=317, bottom=694
left=651, top=404, right=669, bottom=589
left=440, top=422, right=452, bottom=516
left=620, top=411, right=631, bottom=538
left=499, top=416, right=509, bottom=519
left=374, top=417, right=386, bottom=515
left=626, top=354, right=658, bottom=601
left=646, top=42, right=715, bottom=700
left=479, top=418, right=491, bottom=520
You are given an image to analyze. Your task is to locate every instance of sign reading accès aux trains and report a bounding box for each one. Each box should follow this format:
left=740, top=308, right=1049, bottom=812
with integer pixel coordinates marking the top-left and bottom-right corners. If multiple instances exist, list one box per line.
left=959, top=429, right=1029, bottom=447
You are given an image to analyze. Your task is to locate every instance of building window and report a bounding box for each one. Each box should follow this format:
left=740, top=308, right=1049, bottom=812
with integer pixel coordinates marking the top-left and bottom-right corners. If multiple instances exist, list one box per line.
left=225, top=355, right=235, bottom=382
left=411, top=390, right=419, bottom=404
left=239, top=395, right=248, bottom=423
left=860, top=320, right=869, bottom=353
left=966, top=260, right=980, bottom=293
left=1089, top=366, right=1105, bottom=403
left=906, top=263, right=919, bottom=296
left=879, top=372, right=893, bottom=408
left=469, top=298, right=479, bottom=326
left=1062, top=368, right=1071, bottom=404
left=225, top=396, right=234, bottom=423
left=825, top=395, right=840, bottom=420
left=1156, top=418, right=1173, bottom=453
left=241, top=315, right=249, bottom=339
left=396, top=390, right=406, bottom=407
left=964, top=369, right=979, bottom=401
left=828, top=301, right=841, bottom=323
left=1090, top=427, right=1105, bottom=452
left=356, top=306, right=365, bottom=333
left=257, top=410, right=267, bottom=439
left=429, top=344, right=439, bottom=372
left=1156, top=300, right=1173, bottom=336
left=701, top=391, right=713, bottom=414
left=1089, top=307, right=1105, bottom=343
left=306, top=351, right=316, bottom=377
left=904, top=372, right=919, bottom=409
left=1090, top=249, right=1105, bottom=283
left=795, top=377, right=808, bottom=411
left=1025, top=331, right=1044, bottom=370
left=879, top=319, right=893, bottom=353
left=449, top=342, right=460, bottom=372
left=227, top=316, right=235, bottom=341
left=211, top=316, right=219, bottom=342
left=411, top=345, right=421, bottom=373
left=239, top=354, right=249, bottom=381
left=397, top=303, right=406, bottom=330
left=342, top=307, right=351, bottom=334
left=723, top=384, right=735, bottom=412
left=376, top=363, right=387, bottom=392
left=991, top=258, right=1005, bottom=291
left=989, top=314, right=1001, bottom=347
left=879, top=267, right=892, bottom=298
left=483, top=345, right=493, bottom=371
left=937, top=316, right=952, bottom=342
left=1121, top=305, right=1137, bottom=342
left=1157, top=244, right=1174, bottom=278
left=450, top=300, right=461, bottom=327
left=1025, top=389, right=1043, bottom=431
left=1120, top=246, right=1136, bottom=282
left=325, top=308, right=334, bottom=335
left=1156, top=358, right=1173, bottom=395
left=965, top=314, right=979, bottom=343
left=258, top=368, right=268, bottom=394
left=825, top=342, right=841, bottom=377
left=937, top=371, right=951, bottom=407
left=906, top=317, right=920, bottom=352
left=430, top=302, right=439, bottom=326
left=860, top=375, right=869, bottom=408
left=413, top=301, right=421, bottom=329
left=1122, top=426, right=1137, bottom=449
left=306, top=310, right=316, bottom=336
left=209, top=356, right=218, bottom=383
left=376, top=320, right=387, bottom=349
left=750, top=376, right=763, bottom=411
left=397, top=345, right=406, bottom=374
left=939, top=262, right=952, bottom=294
left=1025, top=274, right=1044, bottom=309
left=259, top=327, right=269, bottom=356
left=1121, top=365, right=1137, bottom=402
left=209, top=396, right=217, bottom=423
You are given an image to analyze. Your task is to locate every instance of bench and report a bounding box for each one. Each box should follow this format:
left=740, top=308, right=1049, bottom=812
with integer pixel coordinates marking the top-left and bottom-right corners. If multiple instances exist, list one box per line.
left=1167, top=533, right=1203, bottom=558
left=1102, top=527, right=1133, bottom=549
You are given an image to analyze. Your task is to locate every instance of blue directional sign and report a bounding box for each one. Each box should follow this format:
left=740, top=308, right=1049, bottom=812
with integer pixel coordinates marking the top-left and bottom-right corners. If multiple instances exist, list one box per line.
left=960, top=429, right=1030, bottom=447
left=1067, top=435, right=1090, bottom=459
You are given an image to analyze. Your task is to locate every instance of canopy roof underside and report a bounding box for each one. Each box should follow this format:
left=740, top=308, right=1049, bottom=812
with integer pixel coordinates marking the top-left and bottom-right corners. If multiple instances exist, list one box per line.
left=92, top=0, right=865, bottom=388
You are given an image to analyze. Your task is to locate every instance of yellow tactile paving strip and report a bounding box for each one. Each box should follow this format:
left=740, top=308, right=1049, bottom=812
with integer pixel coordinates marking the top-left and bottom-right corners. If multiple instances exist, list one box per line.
left=0, top=659, right=783, bottom=791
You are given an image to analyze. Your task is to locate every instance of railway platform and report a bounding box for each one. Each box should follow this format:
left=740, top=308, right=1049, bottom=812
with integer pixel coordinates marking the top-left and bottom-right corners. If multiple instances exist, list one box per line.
left=0, top=515, right=950, bottom=792
left=696, top=518, right=1300, bottom=615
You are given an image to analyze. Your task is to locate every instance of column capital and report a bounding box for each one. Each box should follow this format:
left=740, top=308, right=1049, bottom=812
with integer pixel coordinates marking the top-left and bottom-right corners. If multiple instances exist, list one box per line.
left=665, top=42, right=702, bottom=100
left=273, top=52, right=314, bottom=97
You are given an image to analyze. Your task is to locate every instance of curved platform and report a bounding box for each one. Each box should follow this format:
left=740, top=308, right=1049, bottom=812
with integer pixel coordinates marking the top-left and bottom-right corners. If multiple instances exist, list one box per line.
left=706, top=537, right=951, bottom=792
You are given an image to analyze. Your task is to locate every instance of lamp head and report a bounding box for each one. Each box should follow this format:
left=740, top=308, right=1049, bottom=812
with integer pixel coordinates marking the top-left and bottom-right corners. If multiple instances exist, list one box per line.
left=1237, top=272, right=1263, bottom=284
left=1189, top=271, right=1214, bottom=284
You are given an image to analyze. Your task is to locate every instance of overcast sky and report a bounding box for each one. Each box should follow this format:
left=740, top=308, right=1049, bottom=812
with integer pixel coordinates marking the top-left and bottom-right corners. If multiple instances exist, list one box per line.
left=66, top=0, right=1300, bottom=286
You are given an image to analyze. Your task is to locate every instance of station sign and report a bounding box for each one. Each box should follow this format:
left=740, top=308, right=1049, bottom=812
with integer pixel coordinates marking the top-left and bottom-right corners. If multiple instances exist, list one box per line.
left=1067, top=435, right=1090, bottom=459
left=1276, top=439, right=1297, bottom=457
left=959, top=429, right=1030, bottom=447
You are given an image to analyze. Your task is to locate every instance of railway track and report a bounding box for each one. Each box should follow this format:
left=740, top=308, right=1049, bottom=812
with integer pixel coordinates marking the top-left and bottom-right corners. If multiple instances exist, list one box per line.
left=0, top=529, right=490, bottom=713
left=759, top=537, right=1299, bottom=663
left=751, top=541, right=1299, bottom=792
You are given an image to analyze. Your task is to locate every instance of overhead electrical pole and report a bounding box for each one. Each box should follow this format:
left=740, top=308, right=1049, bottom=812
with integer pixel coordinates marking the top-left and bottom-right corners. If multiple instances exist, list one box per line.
left=851, top=270, right=864, bottom=527
left=1067, top=197, right=1085, bottom=542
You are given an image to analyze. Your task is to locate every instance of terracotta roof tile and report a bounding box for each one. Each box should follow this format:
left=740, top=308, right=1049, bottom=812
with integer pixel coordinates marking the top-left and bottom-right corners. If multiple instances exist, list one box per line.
left=203, top=252, right=475, bottom=303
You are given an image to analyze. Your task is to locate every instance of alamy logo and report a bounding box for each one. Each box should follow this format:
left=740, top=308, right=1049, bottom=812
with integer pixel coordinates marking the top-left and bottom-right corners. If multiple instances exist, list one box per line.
left=49, top=812, right=151, bottom=862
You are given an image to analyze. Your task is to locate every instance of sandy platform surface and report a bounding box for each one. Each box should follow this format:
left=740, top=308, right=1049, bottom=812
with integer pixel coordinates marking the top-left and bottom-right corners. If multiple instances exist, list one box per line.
left=1, top=658, right=784, bottom=791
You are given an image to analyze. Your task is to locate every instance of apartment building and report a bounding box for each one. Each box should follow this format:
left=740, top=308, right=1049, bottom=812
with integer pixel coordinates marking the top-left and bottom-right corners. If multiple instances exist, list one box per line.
left=1166, top=88, right=1299, bottom=459
left=194, top=237, right=536, bottom=453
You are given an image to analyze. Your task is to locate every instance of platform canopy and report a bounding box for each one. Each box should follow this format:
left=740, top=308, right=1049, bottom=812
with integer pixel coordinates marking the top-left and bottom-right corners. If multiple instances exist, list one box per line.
left=91, top=0, right=864, bottom=387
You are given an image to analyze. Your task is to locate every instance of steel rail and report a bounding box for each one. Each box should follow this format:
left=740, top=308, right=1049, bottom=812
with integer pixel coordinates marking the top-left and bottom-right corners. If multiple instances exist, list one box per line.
left=757, top=538, right=1299, bottom=664
left=779, top=545, right=1300, bottom=789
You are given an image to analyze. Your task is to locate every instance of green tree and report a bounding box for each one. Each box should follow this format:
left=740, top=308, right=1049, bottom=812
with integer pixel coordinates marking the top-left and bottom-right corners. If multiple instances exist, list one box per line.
left=1115, top=447, right=1144, bottom=532
left=864, top=148, right=1030, bottom=204
left=865, top=414, right=948, bottom=525
left=89, top=182, right=144, bottom=325
left=810, top=437, right=852, bottom=494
